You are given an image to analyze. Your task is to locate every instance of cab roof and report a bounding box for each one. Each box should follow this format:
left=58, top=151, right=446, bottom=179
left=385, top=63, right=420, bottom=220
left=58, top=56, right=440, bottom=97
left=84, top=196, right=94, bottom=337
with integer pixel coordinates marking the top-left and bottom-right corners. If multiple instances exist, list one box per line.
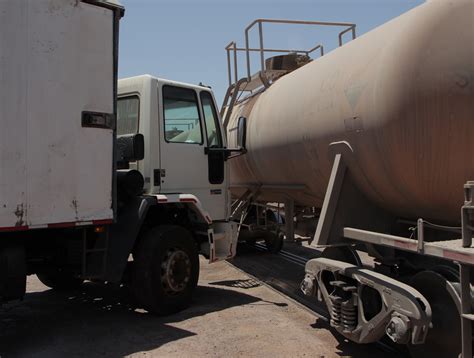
left=86, top=0, right=123, bottom=9
left=119, top=74, right=212, bottom=92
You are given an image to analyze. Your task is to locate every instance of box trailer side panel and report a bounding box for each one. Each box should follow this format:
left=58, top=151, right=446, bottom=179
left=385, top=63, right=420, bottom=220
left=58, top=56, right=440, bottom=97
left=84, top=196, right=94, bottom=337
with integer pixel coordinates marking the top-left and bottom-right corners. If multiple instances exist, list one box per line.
left=0, top=0, right=116, bottom=229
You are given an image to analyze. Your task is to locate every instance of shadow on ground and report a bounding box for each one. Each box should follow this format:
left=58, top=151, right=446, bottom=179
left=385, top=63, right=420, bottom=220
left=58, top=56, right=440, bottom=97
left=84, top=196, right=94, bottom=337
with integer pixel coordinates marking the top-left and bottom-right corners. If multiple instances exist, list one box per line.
left=0, top=281, right=261, bottom=357
left=208, top=278, right=261, bottom=289
left=230, top=242, right=406, bottom=358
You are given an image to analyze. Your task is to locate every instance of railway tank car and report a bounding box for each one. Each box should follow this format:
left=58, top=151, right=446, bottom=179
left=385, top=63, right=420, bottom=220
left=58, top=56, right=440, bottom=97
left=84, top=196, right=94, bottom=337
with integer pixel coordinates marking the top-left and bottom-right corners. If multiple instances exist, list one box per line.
left=224, top=1, right=474, bottom=357
left=227, top=0, right=473, bottom=224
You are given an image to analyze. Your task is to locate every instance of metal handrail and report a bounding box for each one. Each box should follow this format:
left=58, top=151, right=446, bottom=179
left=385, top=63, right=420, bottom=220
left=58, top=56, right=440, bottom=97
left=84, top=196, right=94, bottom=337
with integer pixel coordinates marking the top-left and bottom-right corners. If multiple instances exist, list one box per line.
left=225, top=42, right=324, bottom=87
left=338, top=26, right=357, bottom=46
left=307, top=44, right=325, bottom=57
left=225, top=18, right=357, bottom=86
left=245, top=19, right=356, bottom=81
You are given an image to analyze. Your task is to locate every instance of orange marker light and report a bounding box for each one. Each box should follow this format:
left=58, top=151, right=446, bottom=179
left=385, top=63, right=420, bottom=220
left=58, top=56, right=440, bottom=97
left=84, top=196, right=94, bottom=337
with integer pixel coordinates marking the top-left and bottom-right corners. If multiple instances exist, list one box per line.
left=94, top=226, right=106, bottom=233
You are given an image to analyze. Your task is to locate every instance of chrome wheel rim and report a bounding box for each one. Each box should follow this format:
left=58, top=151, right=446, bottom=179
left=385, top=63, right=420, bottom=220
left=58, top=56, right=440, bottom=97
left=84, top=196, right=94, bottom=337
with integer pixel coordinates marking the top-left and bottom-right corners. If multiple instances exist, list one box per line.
left=161, top=248, right=191, bottom=295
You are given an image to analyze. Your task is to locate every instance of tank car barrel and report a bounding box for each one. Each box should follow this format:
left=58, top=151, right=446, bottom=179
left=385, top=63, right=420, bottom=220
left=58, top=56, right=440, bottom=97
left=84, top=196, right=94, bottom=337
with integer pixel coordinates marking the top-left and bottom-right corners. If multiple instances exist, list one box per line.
left=228, top=0, right=474, bottom=225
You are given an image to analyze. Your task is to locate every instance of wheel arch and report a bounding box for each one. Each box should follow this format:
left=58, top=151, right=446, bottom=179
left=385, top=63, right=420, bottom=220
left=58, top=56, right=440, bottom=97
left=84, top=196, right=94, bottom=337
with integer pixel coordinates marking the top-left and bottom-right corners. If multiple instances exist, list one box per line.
left=103, top=195, right=211, bottom=283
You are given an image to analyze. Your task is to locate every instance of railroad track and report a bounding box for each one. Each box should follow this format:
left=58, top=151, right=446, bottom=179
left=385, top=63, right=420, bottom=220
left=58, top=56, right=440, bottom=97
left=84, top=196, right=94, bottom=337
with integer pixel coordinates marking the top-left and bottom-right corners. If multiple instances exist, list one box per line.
left=242, top=242, right=407, bottom=357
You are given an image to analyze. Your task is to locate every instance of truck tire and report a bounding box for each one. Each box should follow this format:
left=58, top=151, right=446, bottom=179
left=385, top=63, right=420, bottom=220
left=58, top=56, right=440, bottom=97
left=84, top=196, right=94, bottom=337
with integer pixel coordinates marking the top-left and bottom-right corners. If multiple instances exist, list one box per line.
left=36, top=268, right=83, bottom=290
left=131, top=225, right=199, bottom=315
left=0, top=245, right=27, bottom=301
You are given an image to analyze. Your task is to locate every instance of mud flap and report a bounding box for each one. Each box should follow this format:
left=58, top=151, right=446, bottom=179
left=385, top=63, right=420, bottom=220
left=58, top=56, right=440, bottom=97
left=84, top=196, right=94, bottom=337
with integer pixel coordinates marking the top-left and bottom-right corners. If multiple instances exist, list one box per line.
left=208, top=221, right=238, bottom=263
left=0, top=245, right=26, bottom=302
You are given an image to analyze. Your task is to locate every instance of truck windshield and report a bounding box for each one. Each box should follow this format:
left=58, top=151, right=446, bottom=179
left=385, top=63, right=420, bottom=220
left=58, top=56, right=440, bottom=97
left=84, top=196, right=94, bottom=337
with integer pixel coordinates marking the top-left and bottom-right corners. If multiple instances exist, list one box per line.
left=117, top=96, right=139, bottom=135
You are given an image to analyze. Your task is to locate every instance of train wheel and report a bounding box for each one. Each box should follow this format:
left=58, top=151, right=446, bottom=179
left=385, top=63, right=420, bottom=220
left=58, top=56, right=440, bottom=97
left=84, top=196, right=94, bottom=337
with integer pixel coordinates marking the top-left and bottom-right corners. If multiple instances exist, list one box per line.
left=320, top=246, right=361, bottom=267
left=407, top=270, right=461, bottom=358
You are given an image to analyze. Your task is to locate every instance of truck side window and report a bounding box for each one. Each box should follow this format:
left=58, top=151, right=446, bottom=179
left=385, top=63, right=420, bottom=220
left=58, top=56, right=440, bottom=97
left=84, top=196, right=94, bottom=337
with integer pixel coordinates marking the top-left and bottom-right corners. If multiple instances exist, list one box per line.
left=200, top=91, right=223, bottom=148
left=163, top=85, right=203, bottom=144
left=117, top=96, right=139, bottom=135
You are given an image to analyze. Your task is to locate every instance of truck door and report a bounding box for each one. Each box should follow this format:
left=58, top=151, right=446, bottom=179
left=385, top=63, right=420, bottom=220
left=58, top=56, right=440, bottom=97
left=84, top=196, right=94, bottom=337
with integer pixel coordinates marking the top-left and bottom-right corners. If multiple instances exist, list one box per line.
left=158, top=84, right=227, bottom=221
left=199, top=90, right=228, bottom=220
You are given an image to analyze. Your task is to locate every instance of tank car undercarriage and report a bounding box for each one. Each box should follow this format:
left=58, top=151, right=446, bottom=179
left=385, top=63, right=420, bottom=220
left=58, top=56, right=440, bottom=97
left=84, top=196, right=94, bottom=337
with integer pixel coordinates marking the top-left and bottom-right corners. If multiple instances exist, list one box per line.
left=301, top=143, right=474, bottom=358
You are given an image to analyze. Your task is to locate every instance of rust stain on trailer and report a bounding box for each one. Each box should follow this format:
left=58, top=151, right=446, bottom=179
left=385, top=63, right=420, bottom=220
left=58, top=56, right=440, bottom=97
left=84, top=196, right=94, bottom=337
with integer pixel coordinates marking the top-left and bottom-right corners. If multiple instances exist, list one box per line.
left=71, top=199, right=79, bottom=220
left=14, top=204, right=25, bottom=227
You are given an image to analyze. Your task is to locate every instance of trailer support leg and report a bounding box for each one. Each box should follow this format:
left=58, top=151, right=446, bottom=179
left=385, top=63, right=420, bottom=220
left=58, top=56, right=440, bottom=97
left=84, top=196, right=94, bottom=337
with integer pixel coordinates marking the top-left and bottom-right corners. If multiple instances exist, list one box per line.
left=310, top=141, right=393, bottom=247
left=311, top=153, right=346, bottom=246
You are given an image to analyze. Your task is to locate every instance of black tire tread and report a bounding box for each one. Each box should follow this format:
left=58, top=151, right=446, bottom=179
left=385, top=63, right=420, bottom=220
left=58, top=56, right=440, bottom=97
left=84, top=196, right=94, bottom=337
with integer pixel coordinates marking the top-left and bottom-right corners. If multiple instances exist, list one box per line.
left=36, top=269, right=83, bottom=290
left=131, top=225, right=199, bottom=315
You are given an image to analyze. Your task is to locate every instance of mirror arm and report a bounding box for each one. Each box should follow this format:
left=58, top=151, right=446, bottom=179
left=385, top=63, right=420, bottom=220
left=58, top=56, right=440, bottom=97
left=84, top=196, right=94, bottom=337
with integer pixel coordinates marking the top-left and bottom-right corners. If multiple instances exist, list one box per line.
left=204, top=147, right=247, bottom=160
left=226, top=148, right=247, bottom=159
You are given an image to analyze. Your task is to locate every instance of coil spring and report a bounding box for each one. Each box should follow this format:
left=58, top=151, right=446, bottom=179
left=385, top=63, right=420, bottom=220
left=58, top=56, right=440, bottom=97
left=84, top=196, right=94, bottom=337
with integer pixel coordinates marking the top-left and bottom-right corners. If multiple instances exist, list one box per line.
left=341, top=301, right=357, bottom=331
left=330, top=296, right=342, bottom=327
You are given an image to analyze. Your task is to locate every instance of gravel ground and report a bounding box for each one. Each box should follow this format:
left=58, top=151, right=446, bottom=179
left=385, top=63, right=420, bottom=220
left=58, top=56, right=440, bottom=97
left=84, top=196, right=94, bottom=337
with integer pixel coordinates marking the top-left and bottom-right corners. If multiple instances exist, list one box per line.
left=0, top=257, right=396, bottom=358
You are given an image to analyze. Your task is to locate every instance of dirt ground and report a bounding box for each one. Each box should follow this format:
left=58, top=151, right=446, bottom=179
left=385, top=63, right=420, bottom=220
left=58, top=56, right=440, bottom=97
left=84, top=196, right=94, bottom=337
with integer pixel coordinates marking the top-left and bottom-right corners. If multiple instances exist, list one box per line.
left=0, top=257, right=398, bottom=358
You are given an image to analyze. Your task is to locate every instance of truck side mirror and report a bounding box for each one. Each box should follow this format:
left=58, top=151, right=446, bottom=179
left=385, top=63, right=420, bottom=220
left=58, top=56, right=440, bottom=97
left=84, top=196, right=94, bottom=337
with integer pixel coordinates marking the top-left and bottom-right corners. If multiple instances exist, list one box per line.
left=205, top=117, right=246, bottom=160
left=117, top=133, right=145, bottom=165
left=237, top=116, right=247, bottom=151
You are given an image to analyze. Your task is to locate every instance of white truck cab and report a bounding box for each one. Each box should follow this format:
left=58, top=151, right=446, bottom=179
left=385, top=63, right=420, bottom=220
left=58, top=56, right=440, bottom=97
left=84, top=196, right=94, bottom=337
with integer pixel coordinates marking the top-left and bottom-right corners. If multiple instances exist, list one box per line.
left=118, top=75, right=241, bottom=263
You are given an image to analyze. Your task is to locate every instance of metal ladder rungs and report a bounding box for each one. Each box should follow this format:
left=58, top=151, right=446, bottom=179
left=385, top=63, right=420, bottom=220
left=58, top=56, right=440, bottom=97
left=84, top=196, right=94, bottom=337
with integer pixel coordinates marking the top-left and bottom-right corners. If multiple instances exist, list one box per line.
left=82, top=230, right=109, bottom=279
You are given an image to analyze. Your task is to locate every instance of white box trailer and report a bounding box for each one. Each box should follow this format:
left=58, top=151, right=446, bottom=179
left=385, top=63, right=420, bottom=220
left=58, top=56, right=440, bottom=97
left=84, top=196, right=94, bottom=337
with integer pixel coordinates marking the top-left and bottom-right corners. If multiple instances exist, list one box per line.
left=0, top=0, right=117, bottom=230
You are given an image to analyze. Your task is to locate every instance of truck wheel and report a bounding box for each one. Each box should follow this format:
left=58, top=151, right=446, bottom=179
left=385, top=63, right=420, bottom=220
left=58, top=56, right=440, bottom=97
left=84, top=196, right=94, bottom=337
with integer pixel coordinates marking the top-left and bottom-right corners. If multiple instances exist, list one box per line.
left=36, top=268, right=83, bottom=290
left=0, top=245, right=27, bottom=301
left=265, top=231, right=284, bottom=253
left=131, top=225, right=199, bottom=315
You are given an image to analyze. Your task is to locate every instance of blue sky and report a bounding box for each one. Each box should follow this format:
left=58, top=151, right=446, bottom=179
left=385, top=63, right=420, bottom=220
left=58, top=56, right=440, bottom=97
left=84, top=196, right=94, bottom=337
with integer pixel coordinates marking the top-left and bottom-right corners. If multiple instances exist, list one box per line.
left=118, top=0, right=423, bottom=105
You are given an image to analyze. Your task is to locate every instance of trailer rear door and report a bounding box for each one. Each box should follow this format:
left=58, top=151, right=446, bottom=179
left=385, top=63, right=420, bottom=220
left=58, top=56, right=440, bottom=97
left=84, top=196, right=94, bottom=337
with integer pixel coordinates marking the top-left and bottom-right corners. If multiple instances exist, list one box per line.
left=0, top=0, right=122, bottom=230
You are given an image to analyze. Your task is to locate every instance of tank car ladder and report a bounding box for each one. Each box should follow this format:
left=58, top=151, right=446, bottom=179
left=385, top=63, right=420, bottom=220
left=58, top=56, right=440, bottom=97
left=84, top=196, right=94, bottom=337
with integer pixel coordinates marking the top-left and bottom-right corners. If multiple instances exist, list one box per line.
left=230, top=186, right=261, bottom=238
left=222, top=19, right=358, bottom=131
left=220, top=78, right=248, bottom=131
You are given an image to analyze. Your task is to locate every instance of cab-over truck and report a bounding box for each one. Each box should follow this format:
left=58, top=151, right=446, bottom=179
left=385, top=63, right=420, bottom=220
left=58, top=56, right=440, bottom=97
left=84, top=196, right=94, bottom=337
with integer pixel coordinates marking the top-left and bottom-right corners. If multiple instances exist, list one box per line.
left=0, top=0, right=245, bottom=315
